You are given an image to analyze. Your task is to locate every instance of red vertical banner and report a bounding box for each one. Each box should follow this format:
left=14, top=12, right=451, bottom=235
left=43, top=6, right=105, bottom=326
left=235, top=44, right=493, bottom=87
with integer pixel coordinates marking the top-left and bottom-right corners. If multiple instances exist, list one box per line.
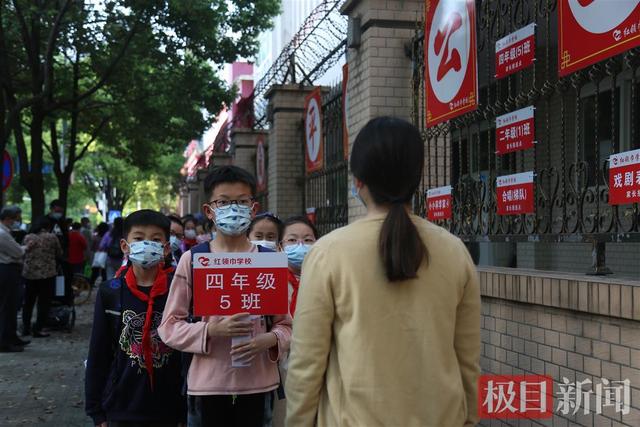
left=256, top=136, right=267, bottom=193
left=425, top=0, right=478, bottom=127
left=304, top=88, right=324, bottom=174
left=497, top=172, right=535, bottom=216
left=609, top=148, right=640, bottom=205
left=495, top=23, right=536, bottom=79
left=559, top=0, right=640, bottom=77
left=495, top=106, right=535, bottom=155
left=426, top=186, right=452, bottom=221
left=342, top=63, right=350, bottom=160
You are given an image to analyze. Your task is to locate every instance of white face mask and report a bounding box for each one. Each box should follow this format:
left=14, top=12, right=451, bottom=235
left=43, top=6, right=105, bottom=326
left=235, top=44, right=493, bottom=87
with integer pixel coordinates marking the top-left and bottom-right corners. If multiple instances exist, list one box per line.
left=184, top=229, right=197, bottom=240
left=251, top=240, right=277, bottom=250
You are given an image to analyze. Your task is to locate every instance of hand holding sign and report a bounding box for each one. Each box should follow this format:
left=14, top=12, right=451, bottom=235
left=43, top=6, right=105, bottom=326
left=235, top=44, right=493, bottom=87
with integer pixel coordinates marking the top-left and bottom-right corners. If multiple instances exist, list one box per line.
left=207, top=312, right=253, bottom=337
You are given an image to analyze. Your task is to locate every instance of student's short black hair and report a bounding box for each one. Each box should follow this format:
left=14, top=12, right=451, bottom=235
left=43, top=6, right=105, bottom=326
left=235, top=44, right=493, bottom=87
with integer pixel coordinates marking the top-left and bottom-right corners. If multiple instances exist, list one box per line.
left=203, top=165, right=256, bottom=200
left=248, top=212, right=284, bottom=241
left=282, top=216, right=319, bottom=239
left=123, top=210, right=171, bottom=240
left=71, top=222, right=82, bottom=230
left=182, top=215, right=197, bottom=228
left=50, top=199, right=63, bottom=210
left=167, top=215, right=184, bottom=228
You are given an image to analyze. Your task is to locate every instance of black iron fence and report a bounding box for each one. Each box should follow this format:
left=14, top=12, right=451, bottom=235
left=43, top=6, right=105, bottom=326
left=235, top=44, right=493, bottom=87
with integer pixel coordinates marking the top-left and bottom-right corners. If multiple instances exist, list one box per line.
left=411, top=0, right=640, bottom=253
left=304, top=84, right=349, bottom=236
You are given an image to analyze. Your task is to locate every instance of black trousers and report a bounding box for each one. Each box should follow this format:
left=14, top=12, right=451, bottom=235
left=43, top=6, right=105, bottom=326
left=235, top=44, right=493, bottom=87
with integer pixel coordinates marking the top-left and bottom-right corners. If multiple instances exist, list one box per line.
left=0, top=263, right=21, bottom=346
left=187, top=393, right=267, bottom=427
left=22, top=276, right=54, bottom=332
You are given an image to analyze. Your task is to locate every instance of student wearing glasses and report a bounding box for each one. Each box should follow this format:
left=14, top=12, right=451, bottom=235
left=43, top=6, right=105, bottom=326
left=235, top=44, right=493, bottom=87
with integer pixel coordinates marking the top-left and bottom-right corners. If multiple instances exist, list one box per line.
left=159, top=166, right=291, bottom=427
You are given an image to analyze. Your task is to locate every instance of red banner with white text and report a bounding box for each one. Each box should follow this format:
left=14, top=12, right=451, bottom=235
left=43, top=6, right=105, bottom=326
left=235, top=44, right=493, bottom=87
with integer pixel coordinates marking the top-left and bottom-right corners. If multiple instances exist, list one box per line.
left=495, top=23, right=536, bottom=79
left=495, top=106, right=535, bottom=155
left=609, top=149, right=640, bottom=205
left=426, top=186, right=453, bottom=221
left=497, top=172, right=535, bottom=216
left=425, top=0, right=478, bottom=127
left=559, top=0, right=640, bottom=77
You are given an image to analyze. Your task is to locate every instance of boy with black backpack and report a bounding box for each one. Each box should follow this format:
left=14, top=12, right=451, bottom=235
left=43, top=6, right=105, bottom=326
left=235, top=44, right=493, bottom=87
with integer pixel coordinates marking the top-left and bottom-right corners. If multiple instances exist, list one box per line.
left=158, top=166, right=292, bottom=427
left=85, top=210, right=186, bottom=427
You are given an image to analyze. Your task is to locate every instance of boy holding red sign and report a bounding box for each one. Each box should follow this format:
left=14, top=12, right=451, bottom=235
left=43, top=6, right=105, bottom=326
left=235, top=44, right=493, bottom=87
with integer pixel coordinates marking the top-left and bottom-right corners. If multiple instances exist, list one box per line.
left=159, top=166, right=291, bottom=427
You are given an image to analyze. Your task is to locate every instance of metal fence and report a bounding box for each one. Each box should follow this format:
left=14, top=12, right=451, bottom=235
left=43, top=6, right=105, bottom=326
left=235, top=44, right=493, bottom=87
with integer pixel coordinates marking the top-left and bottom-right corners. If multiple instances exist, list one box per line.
left=304, top=84, right=348, bottom=236
left=410, top=0, right=640, bottom=259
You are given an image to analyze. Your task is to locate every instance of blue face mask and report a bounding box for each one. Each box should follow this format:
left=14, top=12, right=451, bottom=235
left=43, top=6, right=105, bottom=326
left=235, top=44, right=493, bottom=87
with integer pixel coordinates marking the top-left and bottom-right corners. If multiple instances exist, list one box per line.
left=169, top=235, right=181, bottom=252
left=214, top=205, right=252, bottom=236
left=284, top=243, right=312, bottom=268
left=351, top=184, right=366, bottom=207
left=127, top=240, right=165, bottom=269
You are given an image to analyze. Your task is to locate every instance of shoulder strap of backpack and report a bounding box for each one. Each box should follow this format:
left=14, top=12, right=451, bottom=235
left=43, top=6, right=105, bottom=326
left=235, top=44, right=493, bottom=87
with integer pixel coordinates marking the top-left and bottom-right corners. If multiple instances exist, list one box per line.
left=99, top=269, right=127, bottom=355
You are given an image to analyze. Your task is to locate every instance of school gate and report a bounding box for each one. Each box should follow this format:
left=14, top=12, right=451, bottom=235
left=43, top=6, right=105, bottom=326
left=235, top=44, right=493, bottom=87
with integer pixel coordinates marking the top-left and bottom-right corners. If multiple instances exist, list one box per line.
left=303, top=83, right=348, bottom=236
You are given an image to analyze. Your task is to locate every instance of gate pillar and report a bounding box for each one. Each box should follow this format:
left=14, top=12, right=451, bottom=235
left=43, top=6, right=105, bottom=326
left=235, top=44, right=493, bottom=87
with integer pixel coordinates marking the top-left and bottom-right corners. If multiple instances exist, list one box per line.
left=265, top=84, right=316, bottom=219
left=341, top=0, right=424, bottom=221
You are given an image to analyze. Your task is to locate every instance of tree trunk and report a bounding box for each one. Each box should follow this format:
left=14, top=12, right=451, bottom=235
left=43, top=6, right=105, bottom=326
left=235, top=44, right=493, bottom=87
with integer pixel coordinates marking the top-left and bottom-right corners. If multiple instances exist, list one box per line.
left=57, top=171, right=71, bottom=214
left=24, top=107, right=46, bottom=218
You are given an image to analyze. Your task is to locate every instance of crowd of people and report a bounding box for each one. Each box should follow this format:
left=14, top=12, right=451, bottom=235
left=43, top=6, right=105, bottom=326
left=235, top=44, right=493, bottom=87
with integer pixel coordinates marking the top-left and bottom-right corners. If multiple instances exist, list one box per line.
left=0, top=200, right=97, bottom=348
left=0, top=117, right=482, bottom=427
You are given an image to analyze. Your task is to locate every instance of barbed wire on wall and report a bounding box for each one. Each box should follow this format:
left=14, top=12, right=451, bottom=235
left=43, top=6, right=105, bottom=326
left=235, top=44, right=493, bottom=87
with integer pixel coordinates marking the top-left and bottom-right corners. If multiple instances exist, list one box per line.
left=253, top=0, right=348, bottom=128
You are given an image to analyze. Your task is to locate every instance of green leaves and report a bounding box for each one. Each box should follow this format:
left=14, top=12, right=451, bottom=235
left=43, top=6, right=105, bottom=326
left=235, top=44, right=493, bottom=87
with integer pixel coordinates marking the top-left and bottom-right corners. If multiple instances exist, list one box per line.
left=1, top=0, right=280, bottom=214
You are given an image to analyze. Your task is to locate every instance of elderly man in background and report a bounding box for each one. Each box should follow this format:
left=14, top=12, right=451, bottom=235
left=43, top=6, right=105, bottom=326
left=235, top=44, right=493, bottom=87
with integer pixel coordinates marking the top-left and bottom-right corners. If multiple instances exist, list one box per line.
left=0, top=206, right=27, bottom=352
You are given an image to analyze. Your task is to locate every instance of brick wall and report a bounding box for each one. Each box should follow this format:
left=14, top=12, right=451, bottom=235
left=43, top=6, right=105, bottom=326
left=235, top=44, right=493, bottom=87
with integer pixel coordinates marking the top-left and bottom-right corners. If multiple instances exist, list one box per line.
left=342, top=0, right=423, bottom=222
left=478, top=267, right=640, bottom=426
left=265, top=85, right=312, bottom=219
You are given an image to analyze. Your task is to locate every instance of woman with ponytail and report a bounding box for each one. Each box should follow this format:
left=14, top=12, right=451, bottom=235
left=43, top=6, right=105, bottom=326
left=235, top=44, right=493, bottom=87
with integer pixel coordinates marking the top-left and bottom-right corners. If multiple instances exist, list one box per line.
left=285, top=117, right=481, bottom=427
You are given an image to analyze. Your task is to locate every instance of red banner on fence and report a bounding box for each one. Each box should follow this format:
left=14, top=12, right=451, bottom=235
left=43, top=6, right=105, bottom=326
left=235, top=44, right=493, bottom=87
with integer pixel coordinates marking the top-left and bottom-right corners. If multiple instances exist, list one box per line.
left=497, top=171, right=535, bottom=216
left=426, top=186, right=452, bottom=221
left=559, top=0, right=640, bottom=77
left=496, top=106, right=535, bottom=155
left=304, top=88, right=324, bottom=173
left=425, top=0, right=478, bottom=127
left=495, top=23, right=536, bottom=79
left=192, top=252, right=289, bottom=316
left=609, top=148, right=640, bottom=205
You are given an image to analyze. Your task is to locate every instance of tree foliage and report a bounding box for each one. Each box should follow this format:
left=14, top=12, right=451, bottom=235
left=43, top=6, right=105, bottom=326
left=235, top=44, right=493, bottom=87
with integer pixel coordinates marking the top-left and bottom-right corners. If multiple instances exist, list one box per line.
left=0, top=0, right=280, bottom=216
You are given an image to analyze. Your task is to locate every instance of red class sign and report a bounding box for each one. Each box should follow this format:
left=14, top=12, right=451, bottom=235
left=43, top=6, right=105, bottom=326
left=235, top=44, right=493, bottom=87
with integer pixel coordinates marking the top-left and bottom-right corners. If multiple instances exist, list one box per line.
left=559, top=0, right=640, bottom=77
left=192, top=252, right=289, bottom=316
left=304, top=88, right=324, bottom=174
left=426, top=186, right=452, bottom=221
left=425, top=0, right=478, bottom=127
left=609, top=148, right=640, bottom=205
left=497, top=171, right=535, bottom=216
left=495, top=23, right=536, bottom=79
left=496, top=106, right=535, bottom=155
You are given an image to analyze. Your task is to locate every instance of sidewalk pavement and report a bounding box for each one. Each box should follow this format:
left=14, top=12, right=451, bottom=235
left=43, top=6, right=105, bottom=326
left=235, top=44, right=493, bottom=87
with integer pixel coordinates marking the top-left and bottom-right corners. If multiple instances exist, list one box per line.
left=0, top=299, right=94, bottom=426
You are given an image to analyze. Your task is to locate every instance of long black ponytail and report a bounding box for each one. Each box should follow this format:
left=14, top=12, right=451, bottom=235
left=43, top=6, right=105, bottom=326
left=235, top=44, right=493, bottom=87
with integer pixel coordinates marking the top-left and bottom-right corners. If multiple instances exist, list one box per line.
left=350, top=117, right=427, bottom=282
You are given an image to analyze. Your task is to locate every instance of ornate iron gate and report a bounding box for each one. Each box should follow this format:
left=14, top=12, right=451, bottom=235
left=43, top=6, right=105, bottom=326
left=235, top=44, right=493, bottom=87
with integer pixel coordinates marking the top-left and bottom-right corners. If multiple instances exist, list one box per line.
left=410, top=0, right=640, bottom=262
left=304, top=84, right=348, bottom=236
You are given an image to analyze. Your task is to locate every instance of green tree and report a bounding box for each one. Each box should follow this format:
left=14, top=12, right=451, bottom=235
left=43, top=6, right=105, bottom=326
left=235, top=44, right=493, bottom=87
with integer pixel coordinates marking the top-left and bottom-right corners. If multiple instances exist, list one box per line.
left=0, top=0, right=280, bottom=215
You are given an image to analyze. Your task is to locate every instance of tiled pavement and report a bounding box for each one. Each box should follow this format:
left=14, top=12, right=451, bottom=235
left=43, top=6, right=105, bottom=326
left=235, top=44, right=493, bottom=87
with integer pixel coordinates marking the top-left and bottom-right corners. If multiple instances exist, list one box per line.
left=0, top=299, right=94, bottom=426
